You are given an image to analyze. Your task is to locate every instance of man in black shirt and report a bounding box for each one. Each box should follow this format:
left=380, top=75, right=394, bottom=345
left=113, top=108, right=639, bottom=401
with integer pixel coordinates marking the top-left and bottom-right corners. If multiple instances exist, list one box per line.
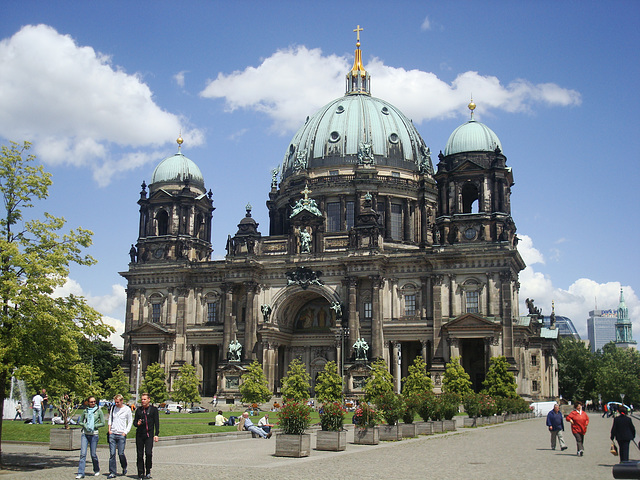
left=134, top=393, right=159, bottom=480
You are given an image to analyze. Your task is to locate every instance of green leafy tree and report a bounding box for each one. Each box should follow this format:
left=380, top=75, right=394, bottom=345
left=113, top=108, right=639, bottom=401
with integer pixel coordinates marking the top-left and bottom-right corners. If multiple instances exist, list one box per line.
left=482, top=356, right=517, bottom=398
left=104, top=366, right=132, bottom=403
left=401, top=355, right=433, bottom=396
left=281, top=358, right=311, bottom=402
left=78, top=338, right=120, bottom=385
left=239, top=360, right=272, bottom=405
left=141, top=362, right=168, bottom=404
left=172, top=364, right=201, bottom=407
left=0, top=141, right=113, bottom=459
left=557, top=337, right=597, bottom=402
left=314, top=360, right=343, bottom=403
left=595, top=343, right=640, bottom=406
left=442, top=356, right=472, bottom=396
left=364, top=359, right=393, bottom=402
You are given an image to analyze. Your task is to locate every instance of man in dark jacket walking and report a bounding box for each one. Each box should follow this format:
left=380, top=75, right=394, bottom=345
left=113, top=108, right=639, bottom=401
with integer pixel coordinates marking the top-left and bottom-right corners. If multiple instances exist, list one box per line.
left=134, top=393, right=159, bottom=480
left=611, top=406, right=636, bottom=462
left=546, top=403, right=567, bottom=451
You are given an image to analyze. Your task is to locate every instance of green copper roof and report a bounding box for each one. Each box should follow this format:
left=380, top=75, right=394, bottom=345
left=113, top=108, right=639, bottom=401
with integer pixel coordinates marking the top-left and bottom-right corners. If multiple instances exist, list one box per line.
left=151, top=152, right=205, bottom=189
left=444, top=119, right=502, bottom=156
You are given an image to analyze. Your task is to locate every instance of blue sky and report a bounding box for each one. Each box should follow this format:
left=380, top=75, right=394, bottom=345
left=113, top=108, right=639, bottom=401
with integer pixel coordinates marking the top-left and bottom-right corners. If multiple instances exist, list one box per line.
left=0, top=1, right=638, bottom=348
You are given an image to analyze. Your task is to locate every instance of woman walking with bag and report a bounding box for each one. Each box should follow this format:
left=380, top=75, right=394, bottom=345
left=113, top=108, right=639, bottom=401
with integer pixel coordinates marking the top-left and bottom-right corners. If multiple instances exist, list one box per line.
left=566, top=401, right=589, bottom=456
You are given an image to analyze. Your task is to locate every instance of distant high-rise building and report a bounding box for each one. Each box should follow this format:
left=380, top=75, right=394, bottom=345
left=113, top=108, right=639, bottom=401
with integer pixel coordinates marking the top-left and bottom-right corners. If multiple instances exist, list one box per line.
left=587, top=309, right=617, bottom=353
left=615, top=288, right=636, bottom=349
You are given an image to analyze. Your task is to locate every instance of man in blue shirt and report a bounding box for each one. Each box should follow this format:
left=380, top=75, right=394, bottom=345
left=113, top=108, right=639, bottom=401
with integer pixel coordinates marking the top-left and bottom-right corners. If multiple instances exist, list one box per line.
left=242, top=412, right=272, bottom=439
left=546, top=403, right=567, bottom=451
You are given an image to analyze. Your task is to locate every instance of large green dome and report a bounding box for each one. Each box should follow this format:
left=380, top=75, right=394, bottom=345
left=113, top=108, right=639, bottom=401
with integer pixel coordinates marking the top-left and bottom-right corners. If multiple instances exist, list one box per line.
left=444, top=119, right=502, bottom=156
left=151, top=152, right=205, bottom=189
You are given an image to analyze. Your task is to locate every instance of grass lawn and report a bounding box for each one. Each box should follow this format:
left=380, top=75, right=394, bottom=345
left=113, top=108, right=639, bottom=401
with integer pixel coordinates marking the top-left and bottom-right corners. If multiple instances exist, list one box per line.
left=1, top=410, right=325, bottom=444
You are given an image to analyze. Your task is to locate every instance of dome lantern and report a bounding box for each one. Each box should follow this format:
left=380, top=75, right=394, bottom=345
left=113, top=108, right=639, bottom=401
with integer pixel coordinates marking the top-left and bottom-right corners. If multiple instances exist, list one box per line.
left=345, top=25, right=371, bottom=96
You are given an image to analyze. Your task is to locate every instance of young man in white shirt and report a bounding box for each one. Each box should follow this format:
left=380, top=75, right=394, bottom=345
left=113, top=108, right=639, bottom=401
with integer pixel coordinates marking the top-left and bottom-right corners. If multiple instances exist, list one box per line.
left=107, top=394, right=133, bottom=479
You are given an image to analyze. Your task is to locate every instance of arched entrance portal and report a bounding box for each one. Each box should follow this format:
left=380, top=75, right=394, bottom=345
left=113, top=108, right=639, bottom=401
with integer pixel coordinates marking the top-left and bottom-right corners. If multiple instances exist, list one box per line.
left=461, top=338, right=486, bottom=392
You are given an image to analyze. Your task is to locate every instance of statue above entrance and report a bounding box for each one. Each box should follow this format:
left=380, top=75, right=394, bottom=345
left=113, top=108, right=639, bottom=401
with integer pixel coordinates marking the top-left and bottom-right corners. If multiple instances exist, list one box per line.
left=353, top=337, right=369, bottom=361
left=228, top=339, right=242, bottom=362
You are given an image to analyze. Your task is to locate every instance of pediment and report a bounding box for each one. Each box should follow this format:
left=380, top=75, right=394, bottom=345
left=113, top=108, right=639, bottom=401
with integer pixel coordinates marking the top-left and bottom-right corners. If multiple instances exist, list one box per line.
left=219, top=363, right=246, bottom=374
left=443, top=313, right=501, bottom=332
left=129, top=322, right=173, bottom=336
left=452, top=159, right=484, bottom=172
left=148, top=189, right=175, bottom=202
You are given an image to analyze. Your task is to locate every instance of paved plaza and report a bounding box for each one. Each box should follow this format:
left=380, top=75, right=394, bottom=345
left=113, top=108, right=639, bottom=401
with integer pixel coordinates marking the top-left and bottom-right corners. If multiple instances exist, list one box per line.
left=1, top=415, right=635, bottom=479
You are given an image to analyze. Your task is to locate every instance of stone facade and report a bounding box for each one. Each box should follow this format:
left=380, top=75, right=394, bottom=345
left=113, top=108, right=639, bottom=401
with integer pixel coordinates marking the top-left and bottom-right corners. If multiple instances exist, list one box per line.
left=121, top=39, right=558, bottom=402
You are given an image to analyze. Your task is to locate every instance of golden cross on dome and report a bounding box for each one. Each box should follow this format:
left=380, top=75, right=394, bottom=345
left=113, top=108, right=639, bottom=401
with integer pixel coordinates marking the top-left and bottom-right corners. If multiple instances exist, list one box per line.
left=301, top=184, right=311, bottom=200
left=353, top=25, right=363, bottom=43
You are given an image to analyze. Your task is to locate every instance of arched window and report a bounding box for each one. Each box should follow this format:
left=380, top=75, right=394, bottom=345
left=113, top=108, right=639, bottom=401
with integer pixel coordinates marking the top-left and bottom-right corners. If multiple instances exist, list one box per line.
left=400, top=283, right=419, bottom=317
left=204, top=291, right=221, bottom=325
left=148, top=293, right=165, bottom=323
left=462, top=183, right=479, bottom=214
left=461, top=279, right=481, bottom=314
left=156, top=210, right=169, bottom=236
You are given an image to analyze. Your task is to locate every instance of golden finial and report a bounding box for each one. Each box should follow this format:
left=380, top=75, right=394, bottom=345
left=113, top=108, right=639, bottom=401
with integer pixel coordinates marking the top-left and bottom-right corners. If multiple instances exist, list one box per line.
left=354, top=25, right=363, bottom=46
left=177, top=133, right=184, bottom=152
left=468, top=96, right=476, bottom=120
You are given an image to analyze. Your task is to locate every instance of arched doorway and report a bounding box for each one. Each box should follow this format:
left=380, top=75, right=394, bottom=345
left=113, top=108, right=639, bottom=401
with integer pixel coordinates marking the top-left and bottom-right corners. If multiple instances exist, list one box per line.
left=461, top=338, right=486, bottom=392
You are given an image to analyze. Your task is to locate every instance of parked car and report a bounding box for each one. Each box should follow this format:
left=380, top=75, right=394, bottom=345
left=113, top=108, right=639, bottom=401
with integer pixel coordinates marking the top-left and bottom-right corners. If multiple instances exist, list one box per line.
left=187, top=406, right=209, bottom=413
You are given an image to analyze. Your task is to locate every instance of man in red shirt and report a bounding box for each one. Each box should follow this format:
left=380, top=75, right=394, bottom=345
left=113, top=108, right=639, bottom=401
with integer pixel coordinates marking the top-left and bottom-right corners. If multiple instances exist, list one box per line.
left=566, top=401, right=589, bottom=456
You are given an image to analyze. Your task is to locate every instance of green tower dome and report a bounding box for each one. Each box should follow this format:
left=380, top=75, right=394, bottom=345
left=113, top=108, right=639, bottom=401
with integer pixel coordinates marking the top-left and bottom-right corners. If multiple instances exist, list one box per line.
left=444, top=101, right=502, bottom=156
left=150, top=137, right=205, bottom=190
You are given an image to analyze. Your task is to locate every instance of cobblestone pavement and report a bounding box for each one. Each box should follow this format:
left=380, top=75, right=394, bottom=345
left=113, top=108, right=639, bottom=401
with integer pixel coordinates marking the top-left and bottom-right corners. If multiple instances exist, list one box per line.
left=1, top=415, right=634, bottom=479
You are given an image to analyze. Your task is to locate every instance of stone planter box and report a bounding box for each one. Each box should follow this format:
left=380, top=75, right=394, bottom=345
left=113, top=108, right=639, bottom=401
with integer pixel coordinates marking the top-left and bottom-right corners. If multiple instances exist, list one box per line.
left=431, top=421, right=444, bottom=433
left=488, top=416, right=498, bottom=424
left=274, top=433, right=311, bottom=457
left=415, top=421, right=434, bottom=435
left=50, top=427, right=82, bottom=450
left=316, top=430, right=347, bottom=451
left=379, top=424, right=403, bottom=441
left=463, top=417, right=479, bottom=428
left=354, top=426, right=379, bottom=445
left=497, top=415, right=504, bottom=423
left=443, top=419, right=456, bottom=431
left=401, top=423, right=417, bottom=438
left=482, top=416, right=491, bottom=424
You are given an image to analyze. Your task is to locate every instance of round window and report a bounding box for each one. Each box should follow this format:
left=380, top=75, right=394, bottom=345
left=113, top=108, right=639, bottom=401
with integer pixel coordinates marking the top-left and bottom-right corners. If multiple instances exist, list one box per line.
left=389, top=133, right=399, bottom=144
left=329, top=131, right=341, bottom=143
left=336, top=105, right=345, bottom=114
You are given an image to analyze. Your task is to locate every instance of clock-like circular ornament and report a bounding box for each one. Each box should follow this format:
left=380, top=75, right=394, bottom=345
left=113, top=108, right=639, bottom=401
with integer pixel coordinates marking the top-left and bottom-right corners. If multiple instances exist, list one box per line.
left=464, top=228, right=476, bottom=240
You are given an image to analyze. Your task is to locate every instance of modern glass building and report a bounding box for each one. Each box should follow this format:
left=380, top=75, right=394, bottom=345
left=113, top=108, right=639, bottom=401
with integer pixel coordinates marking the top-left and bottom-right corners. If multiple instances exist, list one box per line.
left=587, top=309, right=617, bottom=353
left=541, top=315, right=580, bottom=340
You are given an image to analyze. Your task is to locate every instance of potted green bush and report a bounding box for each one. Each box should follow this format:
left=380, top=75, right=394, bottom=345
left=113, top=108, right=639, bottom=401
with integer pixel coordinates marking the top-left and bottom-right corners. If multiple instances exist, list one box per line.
left=376, top=392, right=403, bottom=441
left=275, top=402, right=312, bottom=457
left=400, top=394, right=419, bottom=437
left=317, top=401, right=347, bottom=451
left=439, top=392, right=460, bottom=431
left=416, top=391, right=435, bottom=435
left=353, top=402, right=379, bottom=445
left=462, top=392, right=481, bottom=427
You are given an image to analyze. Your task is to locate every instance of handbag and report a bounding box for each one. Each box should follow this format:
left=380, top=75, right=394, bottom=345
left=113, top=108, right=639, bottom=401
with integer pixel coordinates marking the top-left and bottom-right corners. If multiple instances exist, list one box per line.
left=610, top=443, right=619, bottom=456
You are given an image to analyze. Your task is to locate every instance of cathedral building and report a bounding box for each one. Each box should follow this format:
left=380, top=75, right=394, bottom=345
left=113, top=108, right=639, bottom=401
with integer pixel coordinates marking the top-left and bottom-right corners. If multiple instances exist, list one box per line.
left=121, top=33, right=558, bottom=402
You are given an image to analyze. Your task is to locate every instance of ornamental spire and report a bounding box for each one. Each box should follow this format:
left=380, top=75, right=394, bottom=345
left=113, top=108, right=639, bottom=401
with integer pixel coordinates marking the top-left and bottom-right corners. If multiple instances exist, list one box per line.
left=468, top=96, right=476, bottom=121
left=346, top=25, right=371, bottom=96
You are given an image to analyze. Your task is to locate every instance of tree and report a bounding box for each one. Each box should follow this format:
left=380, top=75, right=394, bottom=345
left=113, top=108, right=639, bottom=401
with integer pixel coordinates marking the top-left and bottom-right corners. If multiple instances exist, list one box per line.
left=141, top=362, right=168, bottom=404
left=239, top=360, right=272, bottom=405
left=172, top=364, right=201, bottom=407
left=482, top=356, right=517, bottom=398
left=281, top=358, right=311, bottom=402
left=78, top=338, right=120, bottom=385
left=557, top=337, right=597, bottom=402
left=314, top=360, right=343, bottom=403
left=364, top=359, right=393, bottom=402
left=0, top=141, right=113, bottom=461
left=595, top=343, right=640, bottom=406
left=401, top=355, right=433, bottom=397
left=442, top=356, right=472, bottom=396
left=104, top=366, right=132, bottom=403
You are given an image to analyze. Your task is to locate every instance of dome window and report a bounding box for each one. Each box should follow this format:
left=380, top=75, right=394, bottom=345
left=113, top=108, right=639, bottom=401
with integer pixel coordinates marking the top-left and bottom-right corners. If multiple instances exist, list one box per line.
left=389, top=133, right=399, bottom=144
left=381, top=106, right=390, bottom=115
left=329, top=131, right=341, bottom=143
left=336, top=105, right=345, bottom=114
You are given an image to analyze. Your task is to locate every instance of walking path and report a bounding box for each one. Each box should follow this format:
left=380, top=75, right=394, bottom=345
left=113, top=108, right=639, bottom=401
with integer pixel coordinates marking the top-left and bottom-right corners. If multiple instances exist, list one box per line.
left=1, top=414, right=634, bottom=479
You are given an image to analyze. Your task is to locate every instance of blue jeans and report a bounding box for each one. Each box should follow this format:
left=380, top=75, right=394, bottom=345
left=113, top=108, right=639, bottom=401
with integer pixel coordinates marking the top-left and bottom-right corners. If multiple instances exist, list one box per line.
left=78, top=433, right=100, bottom=476
left=32, top=407, right=42, bottom=424
left=109, top=433, right=128, bottom=475
left=247, top=425, right=267, bottom=438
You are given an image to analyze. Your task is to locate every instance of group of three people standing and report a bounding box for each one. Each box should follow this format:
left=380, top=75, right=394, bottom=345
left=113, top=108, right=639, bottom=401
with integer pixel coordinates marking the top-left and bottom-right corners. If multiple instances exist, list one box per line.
left=546, top=401, right=636, bottom=461
left=75, top=393, right=159, bottom=480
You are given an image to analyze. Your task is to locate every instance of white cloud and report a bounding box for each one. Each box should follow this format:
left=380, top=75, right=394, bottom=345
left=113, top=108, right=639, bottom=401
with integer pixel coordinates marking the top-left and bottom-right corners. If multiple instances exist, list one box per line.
left=174, top=70, right=187, bottom=88
left=200, top=46, right=581, bottom=133
left=421, top=16, right=432, bottom=31
left=519, top=237, right=640, bottom=346
left=53, top=278, right=126, bottom=348
left=0, top=24, right=203, bottom=185
left=517, top=234, right=545, bottom=265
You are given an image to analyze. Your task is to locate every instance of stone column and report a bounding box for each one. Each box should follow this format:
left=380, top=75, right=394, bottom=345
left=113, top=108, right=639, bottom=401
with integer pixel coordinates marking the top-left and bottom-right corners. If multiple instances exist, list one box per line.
left=263, top=342, right=278, bottom=392
left=244, top=282, right=258, bottom=360
left=448, top=337, right=460, bottom=361
left=432, top=275, right=445, bottom=362
left=371, top=276, right=384, bottom=359
left=347, top=277, right=359, bottom=356
left=391, top=341, right=401, bottom=393
left=403, top=198, right=411, bottom=242
left=499, top=271, right=514, bottom=360
left=222, top=283, right=234, bottom=358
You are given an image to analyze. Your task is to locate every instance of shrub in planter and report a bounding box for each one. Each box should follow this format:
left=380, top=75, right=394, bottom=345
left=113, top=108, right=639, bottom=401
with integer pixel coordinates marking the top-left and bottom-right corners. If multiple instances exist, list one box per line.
left=478, top=394, right=496, bottom=417
left=402, top=394, right=420, bottom=424
left=320, top=402, right=347, bottom=431
left=278, top=402, right=312, bottom=435
left=438, top=392, right=461, bottom=420
left=353, top=402, right=378, bottom=428
left=417, top=391, right=436, bottom=422
left=462, top=392, right=481, bottom=418
left=375, top=391, right=403, bottom=426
